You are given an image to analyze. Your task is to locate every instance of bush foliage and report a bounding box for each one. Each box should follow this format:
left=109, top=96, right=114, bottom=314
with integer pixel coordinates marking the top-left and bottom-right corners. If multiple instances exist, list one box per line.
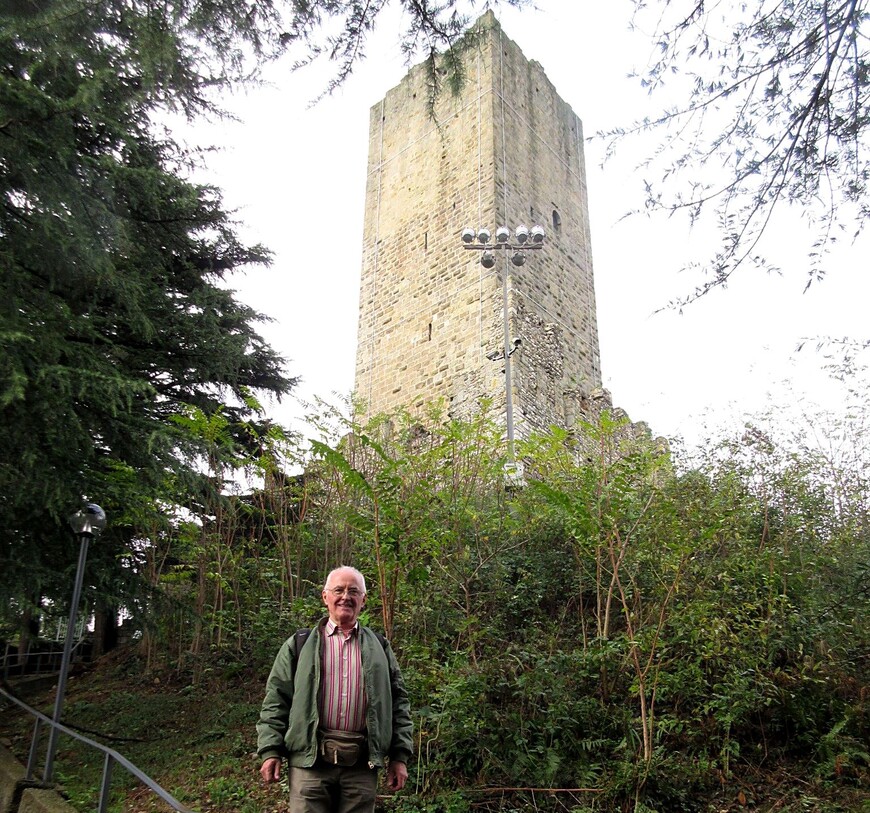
left=6, top=396, right=869, bottom=812
left=119, top=395, right=870, bottom=808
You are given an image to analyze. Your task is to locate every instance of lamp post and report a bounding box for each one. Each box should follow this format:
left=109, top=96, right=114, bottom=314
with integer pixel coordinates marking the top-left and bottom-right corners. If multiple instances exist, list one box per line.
left=462, top=224, right=545, bottom=462
left=44, top=503, right=106, bottom=783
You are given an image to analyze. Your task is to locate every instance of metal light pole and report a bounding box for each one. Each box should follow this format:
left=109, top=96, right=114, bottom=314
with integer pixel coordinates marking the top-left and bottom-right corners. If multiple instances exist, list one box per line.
left=462, top=224, right=545, bottom=462
left=44, top=503, right=106, bottom=783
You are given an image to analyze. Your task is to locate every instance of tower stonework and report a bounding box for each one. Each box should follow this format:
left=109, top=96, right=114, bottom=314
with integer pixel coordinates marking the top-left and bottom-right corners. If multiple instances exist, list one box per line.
left=354, top=13, right=602, bottom=436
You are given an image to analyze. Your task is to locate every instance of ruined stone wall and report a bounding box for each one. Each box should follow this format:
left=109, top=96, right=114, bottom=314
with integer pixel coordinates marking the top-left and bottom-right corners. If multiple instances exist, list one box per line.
left=355, top=13, right=602, bottom=435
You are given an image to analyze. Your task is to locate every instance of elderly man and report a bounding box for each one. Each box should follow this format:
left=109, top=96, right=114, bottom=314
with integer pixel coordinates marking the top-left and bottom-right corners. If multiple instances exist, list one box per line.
left=257, top=566, right=413, bottom=813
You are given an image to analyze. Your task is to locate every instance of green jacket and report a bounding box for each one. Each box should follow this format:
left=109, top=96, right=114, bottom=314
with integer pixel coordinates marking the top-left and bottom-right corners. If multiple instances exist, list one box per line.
left=256, top=619, right=413, bottom=769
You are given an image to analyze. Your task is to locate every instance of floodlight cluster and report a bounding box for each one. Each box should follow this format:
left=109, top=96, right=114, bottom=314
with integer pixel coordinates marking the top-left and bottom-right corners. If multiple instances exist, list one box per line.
left=461, top=225, right=545, bottom=268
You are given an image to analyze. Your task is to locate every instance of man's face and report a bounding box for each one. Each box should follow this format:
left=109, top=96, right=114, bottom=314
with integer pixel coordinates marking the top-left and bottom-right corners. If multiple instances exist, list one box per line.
left=322, top=568, right=366, bottom=629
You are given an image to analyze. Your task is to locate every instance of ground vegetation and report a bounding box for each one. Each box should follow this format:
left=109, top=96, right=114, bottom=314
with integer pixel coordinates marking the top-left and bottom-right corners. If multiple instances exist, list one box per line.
left=2, top=397, right=867, bottom=813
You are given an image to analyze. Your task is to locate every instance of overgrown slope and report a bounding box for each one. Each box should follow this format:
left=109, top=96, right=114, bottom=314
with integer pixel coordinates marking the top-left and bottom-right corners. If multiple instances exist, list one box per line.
left=3, top=408, right=870, bottom=813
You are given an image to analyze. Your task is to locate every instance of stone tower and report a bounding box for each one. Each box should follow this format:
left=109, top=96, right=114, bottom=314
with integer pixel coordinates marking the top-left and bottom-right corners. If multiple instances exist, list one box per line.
left=354, top=12, right=602, bottom=436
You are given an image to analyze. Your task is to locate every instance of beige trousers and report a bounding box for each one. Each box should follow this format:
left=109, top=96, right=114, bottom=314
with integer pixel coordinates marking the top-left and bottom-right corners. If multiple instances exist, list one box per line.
left=288, top=764, right=378, bottom=813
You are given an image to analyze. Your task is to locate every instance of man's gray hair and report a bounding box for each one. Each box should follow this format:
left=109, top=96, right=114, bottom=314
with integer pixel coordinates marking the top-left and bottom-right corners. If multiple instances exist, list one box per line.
left=324, top=566, right=367, bottom=594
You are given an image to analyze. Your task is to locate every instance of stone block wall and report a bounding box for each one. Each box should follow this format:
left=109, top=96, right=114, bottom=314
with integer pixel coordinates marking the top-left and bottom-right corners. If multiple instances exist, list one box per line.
left=0, top=745, right=25, bottom=813
left=0, top=746, right=74, bottom=813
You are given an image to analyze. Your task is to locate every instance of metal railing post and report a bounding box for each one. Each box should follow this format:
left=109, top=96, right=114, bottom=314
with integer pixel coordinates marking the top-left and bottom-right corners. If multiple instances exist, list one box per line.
left=26, top=718, right=42, bottom=780
left=98, top=753, right=114, bottom=813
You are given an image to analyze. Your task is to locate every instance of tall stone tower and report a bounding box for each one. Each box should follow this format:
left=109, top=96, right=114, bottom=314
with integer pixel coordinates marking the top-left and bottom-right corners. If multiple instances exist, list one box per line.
left=354, top=12, right=602, bottom=436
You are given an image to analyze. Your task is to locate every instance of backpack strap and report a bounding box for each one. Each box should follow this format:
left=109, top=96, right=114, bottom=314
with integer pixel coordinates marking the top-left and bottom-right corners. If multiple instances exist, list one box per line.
left=294, top=627, right=310, bottom=655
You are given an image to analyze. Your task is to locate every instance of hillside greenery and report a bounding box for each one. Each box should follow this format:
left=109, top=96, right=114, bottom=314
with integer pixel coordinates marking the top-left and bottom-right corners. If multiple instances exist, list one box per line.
left=2, top=395, right=868, bottom=813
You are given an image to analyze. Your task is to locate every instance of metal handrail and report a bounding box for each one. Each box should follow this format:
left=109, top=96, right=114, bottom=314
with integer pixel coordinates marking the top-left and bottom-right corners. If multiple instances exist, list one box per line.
left=0, top=686, right=195, bottom=813
left=1, top=639, right=90, bottom=681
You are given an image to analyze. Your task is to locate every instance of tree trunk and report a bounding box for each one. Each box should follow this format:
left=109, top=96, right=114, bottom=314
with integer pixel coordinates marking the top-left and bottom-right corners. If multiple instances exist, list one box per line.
left=92, top=606, right=119, bottom=658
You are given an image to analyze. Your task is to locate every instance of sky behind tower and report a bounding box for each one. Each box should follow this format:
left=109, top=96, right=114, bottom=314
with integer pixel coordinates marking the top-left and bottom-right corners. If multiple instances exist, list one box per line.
left=189, top=1, right=870, bottom=448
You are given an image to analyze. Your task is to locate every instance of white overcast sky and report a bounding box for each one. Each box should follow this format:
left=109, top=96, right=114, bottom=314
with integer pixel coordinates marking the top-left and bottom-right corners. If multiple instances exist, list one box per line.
left=188, top=0, right=869, bottom=448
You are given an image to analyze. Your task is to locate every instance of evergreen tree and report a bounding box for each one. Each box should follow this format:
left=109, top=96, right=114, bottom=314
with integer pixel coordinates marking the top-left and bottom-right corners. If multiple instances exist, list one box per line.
left=0, top=0, right=294, bottom=615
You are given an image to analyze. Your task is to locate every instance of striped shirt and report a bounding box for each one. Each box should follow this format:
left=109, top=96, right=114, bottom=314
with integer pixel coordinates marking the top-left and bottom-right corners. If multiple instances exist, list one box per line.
left=319, top=620, right=367, bottom=732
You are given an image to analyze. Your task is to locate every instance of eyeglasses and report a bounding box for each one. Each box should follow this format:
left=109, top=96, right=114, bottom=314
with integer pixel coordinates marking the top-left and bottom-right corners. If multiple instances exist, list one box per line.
left=326, top=587, right=364, bottom=598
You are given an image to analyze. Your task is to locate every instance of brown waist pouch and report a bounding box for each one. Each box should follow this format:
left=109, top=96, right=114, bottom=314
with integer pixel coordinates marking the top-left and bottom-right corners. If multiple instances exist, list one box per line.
left=319, top=729, right=367, bottom=766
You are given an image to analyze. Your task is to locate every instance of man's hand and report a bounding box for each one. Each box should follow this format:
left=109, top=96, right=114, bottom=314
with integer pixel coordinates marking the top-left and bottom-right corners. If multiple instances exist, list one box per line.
left=385, top=760, right=408, bottom=791
left=260, top=757, right=282, bottom=784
